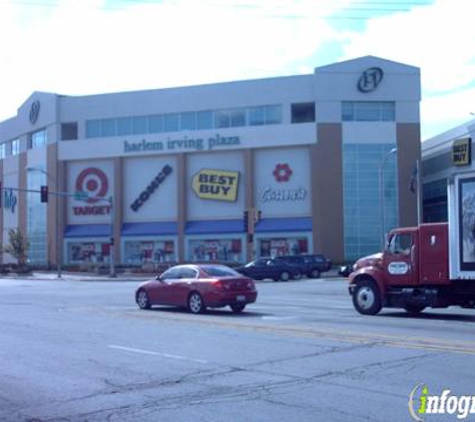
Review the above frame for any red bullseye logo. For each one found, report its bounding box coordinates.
[273,163,292,183]
[76,167,108,204]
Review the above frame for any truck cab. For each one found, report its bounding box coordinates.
[348,223,475,315]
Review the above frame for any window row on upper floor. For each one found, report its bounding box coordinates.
[85,104,285,139]
[342,101,395,122]
[0,129,47,158]
[0,101,397,149]
[83,101,394,140]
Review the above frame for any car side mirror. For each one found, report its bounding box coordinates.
[156,274,162,281]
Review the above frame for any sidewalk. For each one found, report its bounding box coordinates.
[0,271,153,282]
[1,267,343,282]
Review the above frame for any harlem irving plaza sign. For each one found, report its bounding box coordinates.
[124,134,240,153]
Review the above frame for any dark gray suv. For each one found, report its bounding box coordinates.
[273,254,331,279]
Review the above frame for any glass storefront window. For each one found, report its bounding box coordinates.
[230,109,246,127]
[189,238,243,263]
[196,111,213,129]
[124,240,176,265]
[11,139,20,155]
[258,237,308,258]
[341,101,395,122]
[132,116,148,134]
[265,105,282,124]
[180,112,196,131]
[68,242,110,264]
[118,117,132,135]
[249,106,265,126]
[342,143,398,261]
[29,130,47,149]
[164,113,179,132]
[148,115,163,133]
[27,170,47,264]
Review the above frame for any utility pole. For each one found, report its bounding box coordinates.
[109,196,116,278]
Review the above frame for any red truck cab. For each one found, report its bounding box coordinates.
[348,223,475,315]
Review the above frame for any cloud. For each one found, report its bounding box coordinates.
[339,0,475,139]
[0,0,343,121]
[1,0,473,142]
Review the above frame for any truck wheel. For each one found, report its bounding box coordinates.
[404,305,425,314]
[352,280,382,315]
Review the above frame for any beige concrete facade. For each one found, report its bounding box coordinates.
[0,55,421,266]
[397,123,421,227]
[313,124,344,262]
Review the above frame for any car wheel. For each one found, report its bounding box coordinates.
[293,271,302,280]
[310,269,321,279]
[352,280,382,315]
[230,303,246,313]
[188,292,205,314]
[404,305,425,314]
[280,271,290,282]
[136,289,151,310]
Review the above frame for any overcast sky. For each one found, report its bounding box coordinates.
[0,0,474,141]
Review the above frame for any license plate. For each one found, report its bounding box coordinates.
[236,295,246,301]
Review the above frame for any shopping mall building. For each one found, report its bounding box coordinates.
[422,120,475,223]
[0,55,421,267]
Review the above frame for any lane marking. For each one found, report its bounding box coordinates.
[262,316,300,321]
[109,345,208,364]
[121,312,475,356]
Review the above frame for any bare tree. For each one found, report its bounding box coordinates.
[3,228,30,270]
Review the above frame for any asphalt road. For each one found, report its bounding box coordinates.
[1,276,474,422]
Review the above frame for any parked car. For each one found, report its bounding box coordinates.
[273,254,332,278]
[338,264,353,278]
[135,264,257,314]
[235,257,302,281]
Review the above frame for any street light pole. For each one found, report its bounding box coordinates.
[25,167,61,278]
[379,147,397,249]
[109,195,116,278]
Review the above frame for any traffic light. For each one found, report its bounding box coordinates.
[254,209,262,223]
[40,185,49,203]
[243,210,249,232]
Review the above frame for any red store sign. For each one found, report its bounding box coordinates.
[73,167,111,216]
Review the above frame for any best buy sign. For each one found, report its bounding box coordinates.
[192,169,239,202]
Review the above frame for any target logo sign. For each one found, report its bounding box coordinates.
[75,167,109,204]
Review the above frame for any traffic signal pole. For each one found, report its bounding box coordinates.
[244,208,261,261]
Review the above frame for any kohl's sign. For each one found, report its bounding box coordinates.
[4,189,17,213]
[130,164,172,212]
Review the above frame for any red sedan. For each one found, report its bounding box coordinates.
[135,264,258,314]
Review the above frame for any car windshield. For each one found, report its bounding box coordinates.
[202,265,240,277]
[245,259,267,267]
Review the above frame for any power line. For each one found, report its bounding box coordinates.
[3,0,435,16]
